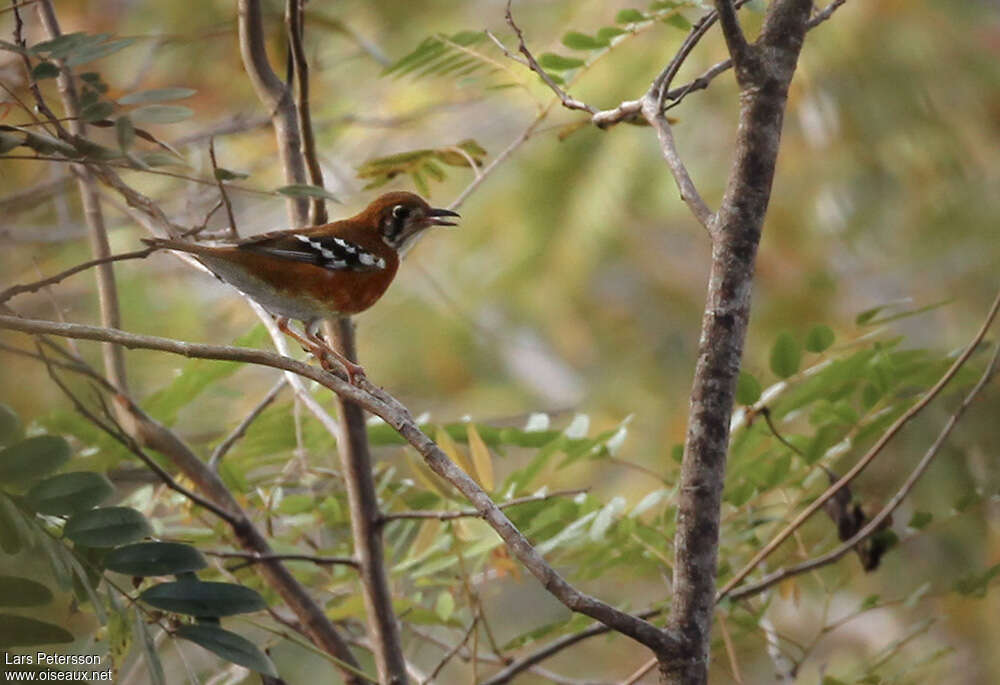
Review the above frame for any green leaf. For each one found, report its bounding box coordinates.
[105,541,207,576]
[21,129,78,156]
[769,332,801,378]
[65,38,135,66]
[175,624,278,677]
[434,591,455,621]
[0,435,71,484]
[25,471,114,515]
[0,576,53,607]
[29,32,93,58]
[803,424,845,464]
[31,61,60,80]
[0,497,25,554]
[145,327,265,424]
[118,88,196,105]
[0,404,23,446]
[115,116,135,153]
[64,506,152,547]
[616,8,646,23]
[561,31,608,50]
[805,324,835,353]
[0,614,73,647]
[663,14,692,30]
[537,53,585,70]
[140,580,267,617]
[953,563,1000,598]
[129,104,193,124]
[214,167,249,181]
[860,594,881,610]
[596,27,627,41]
[275,183,339,202]
[735,371,762,405]
[908,511,933,530]
[80,100,114,122]
[0,131,23,154]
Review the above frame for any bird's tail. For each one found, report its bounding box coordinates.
[141,237,210,255]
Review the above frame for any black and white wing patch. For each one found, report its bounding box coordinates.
[239,233,386,272]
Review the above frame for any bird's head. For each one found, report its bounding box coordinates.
[362,191,460,253]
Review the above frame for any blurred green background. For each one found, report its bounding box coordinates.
[2,0,999,682]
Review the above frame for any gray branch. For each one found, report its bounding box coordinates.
[35,0,128,391]
[0,313,681,657]
[661,0,813,682]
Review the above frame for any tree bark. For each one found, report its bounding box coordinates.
[662,1,813,682]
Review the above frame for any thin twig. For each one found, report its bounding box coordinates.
[204,549,359,568]
[209,378,287,469]
[619,657,656,685]
[503,0,595,114]
[34,0,129,390]
[729,339,1000,601]
[0,248,156,304]
[286,0,328,226]
[718,287,1000,601]
[380,488,587,523]
[712,0,753,77]
[0,312,677,654]
[718,612,744,684]
[640,100,714,231]
[448,117,541,211]
[423,616,479,685]
[479,607,664,685]
[208,137,239,238]
[35,344,239,524]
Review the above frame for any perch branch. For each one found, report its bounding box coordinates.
[0,313,678,655]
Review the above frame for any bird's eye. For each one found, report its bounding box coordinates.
[392,205,410,220]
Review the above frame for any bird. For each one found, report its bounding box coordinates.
[143,191,460,383]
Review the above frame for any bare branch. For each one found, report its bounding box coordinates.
[324,317,410,685]
[0,312,677,654]
[449,117,541,211]
[728,337,1000,602]
[423,615,479,685]
[380,488,588,523]
[208,137,239,239]
[718,287,1000,601]
[286,0,327,226]
[712,0,752,78]
[237,5,394,677]
[237,0,309,227]
[663,0,813,681]
[0,248,156,304]
[640,98,714,231]
[34,0,128,390]
[503,0,596,114]
[209,377,287,469]
[479,607,664,685]
[204,549,359,569]
[621,658,657,685]
[36,344,239,525]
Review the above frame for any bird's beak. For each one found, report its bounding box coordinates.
[426,207,461,227]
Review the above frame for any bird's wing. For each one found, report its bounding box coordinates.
[237,231,387,272]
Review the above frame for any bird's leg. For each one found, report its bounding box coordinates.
[305,320,367,385]
[275,317,343,376]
